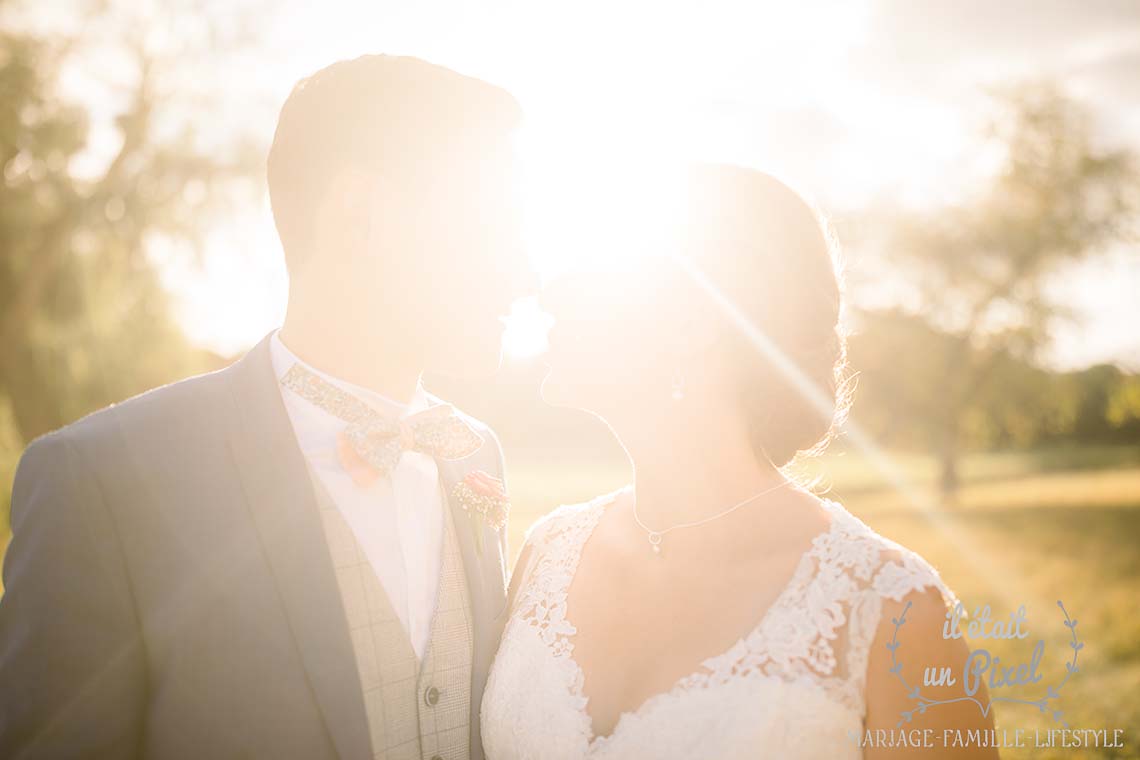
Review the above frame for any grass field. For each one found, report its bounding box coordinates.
[503,443,1140,760]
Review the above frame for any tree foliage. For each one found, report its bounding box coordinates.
[0,2,265,541]
[851,86,1138,498]
[0,4,262,447]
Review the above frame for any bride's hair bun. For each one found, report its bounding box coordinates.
[685,164,853,468]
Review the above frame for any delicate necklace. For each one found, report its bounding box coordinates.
[632,479,794,556]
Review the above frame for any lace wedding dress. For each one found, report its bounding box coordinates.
[480,490,956,759]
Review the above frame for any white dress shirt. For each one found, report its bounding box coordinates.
[270,331,443,659]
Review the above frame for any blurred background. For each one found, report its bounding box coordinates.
[1,0,1138,756]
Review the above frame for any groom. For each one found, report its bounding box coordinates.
[0,55,530,760]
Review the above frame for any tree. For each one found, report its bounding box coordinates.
[854,86,1138,501]
[0,1,266,546]
[0,2,263,446]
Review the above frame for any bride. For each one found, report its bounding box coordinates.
[481,164,997,759]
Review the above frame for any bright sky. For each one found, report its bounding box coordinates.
[45,0,1140,369]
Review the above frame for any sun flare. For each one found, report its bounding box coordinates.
[502,119,691,359]
[514,118,689,283]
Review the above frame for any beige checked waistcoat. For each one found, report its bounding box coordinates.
[310,471,474,760]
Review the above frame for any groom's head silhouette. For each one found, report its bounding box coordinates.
[268,54,529,394]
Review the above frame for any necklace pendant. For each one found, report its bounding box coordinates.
[648,531,663,556]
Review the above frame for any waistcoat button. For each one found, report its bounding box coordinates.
[424,686,440,706]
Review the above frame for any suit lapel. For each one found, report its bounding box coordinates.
[436,459,490,613]
[424,396,508,628]
[223,335,371,760]
[433,445,508,760]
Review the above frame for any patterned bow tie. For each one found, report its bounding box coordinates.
[280,363,484,484]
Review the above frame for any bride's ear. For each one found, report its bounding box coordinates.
[666,276,723,356]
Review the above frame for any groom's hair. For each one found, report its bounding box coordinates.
[267,54,521,274]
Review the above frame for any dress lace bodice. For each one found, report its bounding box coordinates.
[480,491,956,760]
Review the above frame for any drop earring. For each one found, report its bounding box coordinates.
[671,370,685,401]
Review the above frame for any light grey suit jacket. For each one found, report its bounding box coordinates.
[0,334,510,760]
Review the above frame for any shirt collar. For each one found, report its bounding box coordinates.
[270,329,429,418]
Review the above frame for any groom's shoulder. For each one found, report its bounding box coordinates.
[33,364,236,463]
[11,364,241,529]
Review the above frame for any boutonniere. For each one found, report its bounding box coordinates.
[453,470,510,555]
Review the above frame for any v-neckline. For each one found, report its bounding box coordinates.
[557,492,841,751]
